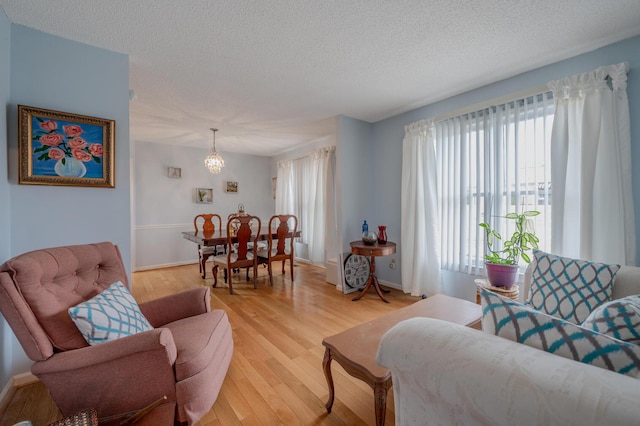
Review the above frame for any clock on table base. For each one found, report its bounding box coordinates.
[343,253,370,294]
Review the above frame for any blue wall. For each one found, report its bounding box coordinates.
[134,141,274,270]
[1,24,130,387]
[336,115,374,252]
[0,7,12,389]
[8,25,131,262]
[369,34,640,289]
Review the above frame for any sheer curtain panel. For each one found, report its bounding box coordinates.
[276,160,295,217]
[276,147,337,266]
[401,120,442,296]
[307,147,336,264]
[277,158,308,242]
[434,92,554,275]
[548,62,635,265]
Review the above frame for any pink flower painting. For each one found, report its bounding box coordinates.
[32,116,104,178]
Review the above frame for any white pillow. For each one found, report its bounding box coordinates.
[68,281,153,345]
[528,250,620,324]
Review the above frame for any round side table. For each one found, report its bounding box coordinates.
[349,240,396,303]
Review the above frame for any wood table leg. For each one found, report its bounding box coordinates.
[322,347,335,413]
[372,276,390,303]
[352,275,374,301]
[352,256,389,303]
[374,383,388,426]
[201,253,211,279]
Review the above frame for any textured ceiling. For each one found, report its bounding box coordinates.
[2,1,640,156]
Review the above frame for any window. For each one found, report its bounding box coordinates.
[434,91,554,274]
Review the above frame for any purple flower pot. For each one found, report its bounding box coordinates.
[485,262,519,289]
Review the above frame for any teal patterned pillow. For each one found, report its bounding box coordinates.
[582,295,640,344]
[68,281,153,345]
[481,287,640,377]
[528,250,620,324]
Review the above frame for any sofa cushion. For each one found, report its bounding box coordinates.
[528,250,620,324]
[480,287,640,377]
[68,281,153,345]
[164,309,232,381]
[582,295,640,344]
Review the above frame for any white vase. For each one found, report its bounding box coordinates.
[54,157,86,177]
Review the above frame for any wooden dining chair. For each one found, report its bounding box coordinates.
[226,213,266,253]
[211,214,261,294]
[257,214,298,285]
[194,213,222,278]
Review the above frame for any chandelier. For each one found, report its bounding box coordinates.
[204,128,225,174]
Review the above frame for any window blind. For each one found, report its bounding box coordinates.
[434,91,554,274]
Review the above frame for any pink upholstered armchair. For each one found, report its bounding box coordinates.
[0,242,233,425]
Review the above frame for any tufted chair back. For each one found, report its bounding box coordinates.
[0,242,127,359]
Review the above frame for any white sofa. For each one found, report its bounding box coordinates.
[376,266,640,425]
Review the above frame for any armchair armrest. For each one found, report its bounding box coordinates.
[376,318,640,426]
[32,328,178,418]
[139,287,210,327]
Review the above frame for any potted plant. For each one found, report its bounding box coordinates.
[479,210,540,289]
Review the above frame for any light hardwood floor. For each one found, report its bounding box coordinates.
[0,261,418,426]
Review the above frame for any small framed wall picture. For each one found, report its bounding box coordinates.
[168,166,181,178]
[225,181,238,193]
[195,188,213,203]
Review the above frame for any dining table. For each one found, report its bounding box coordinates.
[182,228,301,278]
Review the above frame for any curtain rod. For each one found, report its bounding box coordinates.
[432,83,551,123]
[278,146,336,165]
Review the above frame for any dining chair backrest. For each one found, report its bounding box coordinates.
[226,214,261,261]
[268,214,298,256]
[194,213,223,278]
[194,213,222,236]
[257,214,298,285]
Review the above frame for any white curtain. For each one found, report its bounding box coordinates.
[276,158,308,239]
[276,160,295,216]
[276,147,336,266]
[307,147,336,264]
[548,62,635,265]
[401,120,442,296]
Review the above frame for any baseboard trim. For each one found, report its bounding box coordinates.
[378,279,402,291]
[134,260,197,272]
[0,372,38,414]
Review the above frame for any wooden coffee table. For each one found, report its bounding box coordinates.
[322,294,482,425]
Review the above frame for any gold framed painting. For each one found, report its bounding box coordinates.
[18,105,116,187]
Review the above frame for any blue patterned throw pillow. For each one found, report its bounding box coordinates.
[582,295,640,344]
[68,281,153,345]
[481,287,640,377]
[528,250,620,324]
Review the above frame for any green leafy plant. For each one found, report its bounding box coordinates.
[479,210,540,265]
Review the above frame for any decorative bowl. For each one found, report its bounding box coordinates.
[362,231,378,245]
